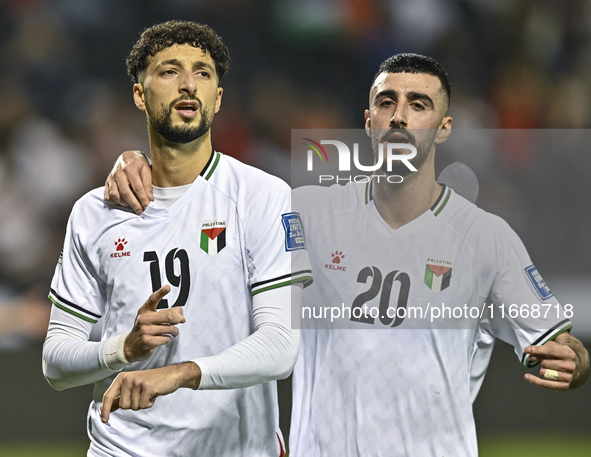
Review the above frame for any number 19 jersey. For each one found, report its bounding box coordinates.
[49,151,312,457]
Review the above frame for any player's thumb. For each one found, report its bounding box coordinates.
[141,285,171,312]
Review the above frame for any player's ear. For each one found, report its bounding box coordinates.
[214,87,223,114]
[364,110,371,137]
[133,84,146,111]
[435,116,452,144]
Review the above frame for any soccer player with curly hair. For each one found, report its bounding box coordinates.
[43,20,312,457]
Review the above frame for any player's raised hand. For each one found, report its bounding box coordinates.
[523,339,577,391]
[124,285,186,363]
[100,362,201,423]
[105,150,153,215]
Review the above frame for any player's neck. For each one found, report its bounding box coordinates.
[149,130,213,187]
[371,163,441,230]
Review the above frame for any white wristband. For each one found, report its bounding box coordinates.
[104,332,130,370]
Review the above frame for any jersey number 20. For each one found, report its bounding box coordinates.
[351,267,410,327]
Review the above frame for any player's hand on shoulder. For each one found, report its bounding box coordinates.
[124,285,186,363]
[104,150,153,215]
[100,362,201,423]
[524,332,589,391]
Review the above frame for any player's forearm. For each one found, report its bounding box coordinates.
[43,335,118,390]
[193,324,299,390]
[175,361,202,389]
[556,332,590,389]
[193,285,301,390]
[42,306,124,390]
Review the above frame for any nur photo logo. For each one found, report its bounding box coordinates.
[301,137,418,184]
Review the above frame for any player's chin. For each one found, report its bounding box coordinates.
[380,165,414,179]
[174,111,199,123]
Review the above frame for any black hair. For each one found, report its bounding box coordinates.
[373,53,450,106]
[127,20,230,85]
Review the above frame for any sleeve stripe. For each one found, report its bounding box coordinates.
[251,270,312,289]
[530,318,571,347]
[251,270,313,296]
[50,299,98,323]
[48,288,101,322]
[521,319,573,367]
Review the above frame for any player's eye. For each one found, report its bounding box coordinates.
[379,100,394,107]
[411,102,425,110]
[196,71,210,78]
[161,69,176,76]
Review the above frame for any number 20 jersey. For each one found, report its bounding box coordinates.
[290,182,572,457]
[49,151,312,457]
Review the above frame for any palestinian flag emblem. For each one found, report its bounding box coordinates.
[200,220,226,257]
[424,257,452,294]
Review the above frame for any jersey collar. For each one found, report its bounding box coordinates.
[364,179,450,217]
[200,149,221,181]
[430,185,451,216]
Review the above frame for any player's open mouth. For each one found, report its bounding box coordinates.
[174,101,199,118]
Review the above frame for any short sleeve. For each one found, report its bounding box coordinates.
[477,215,573,367]
[49,199,106,323]
[245,180,313,296]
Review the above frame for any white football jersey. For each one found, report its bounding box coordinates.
[49,151,312,457]
[290,181,572,457]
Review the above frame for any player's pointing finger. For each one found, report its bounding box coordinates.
[101,374,123,423]
[141,285,171,312]
[525,344,555,359]
[525,342,575,361]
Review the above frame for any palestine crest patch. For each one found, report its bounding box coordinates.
[200,220,226,257]
[424,257,453,294]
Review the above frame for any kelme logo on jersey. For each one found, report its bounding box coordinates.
[325,251,346,271]
[424,257,452,294]
[200,221,226,257]
[111,238,131,258]
[282,212,306,251]
[525,264,553,300]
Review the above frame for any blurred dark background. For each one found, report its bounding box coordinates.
[0,0,589,452]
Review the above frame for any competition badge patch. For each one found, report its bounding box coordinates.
[282,212,306,252]
[525,264,553,300]
[424,257,453,294]
[201,220,226,257]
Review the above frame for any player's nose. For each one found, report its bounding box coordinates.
[390,105,407,128]
[178,70,197,95]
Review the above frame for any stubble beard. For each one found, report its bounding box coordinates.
[371,127,436,177]
[147,96,213,145]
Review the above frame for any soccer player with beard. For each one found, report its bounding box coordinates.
[43,21,312,457]
[102,53,589,456]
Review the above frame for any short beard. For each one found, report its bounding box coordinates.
[148,96,213,145]
[370,127,436,177]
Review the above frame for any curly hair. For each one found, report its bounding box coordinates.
[127,20,230,85]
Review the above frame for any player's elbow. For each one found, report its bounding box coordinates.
[44,376,69,391]
[42,341,72,391]
[271,328,300,380]
[42,360,69,391]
